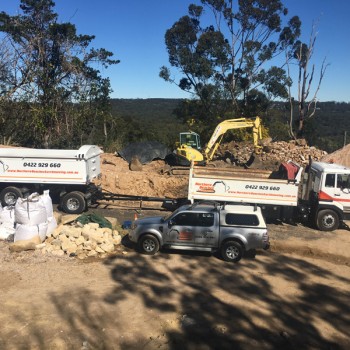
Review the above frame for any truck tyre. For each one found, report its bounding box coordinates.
[0,186,23,206]
[138,234,159,255]
[60,191,86,214]
[316,209,339,231]
[221,241,243,262]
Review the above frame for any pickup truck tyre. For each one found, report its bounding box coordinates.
[60,191,86,214]
[138,234,159,255]
[316,209,339,231]
[221,241,243,262]
[0,186,23,206]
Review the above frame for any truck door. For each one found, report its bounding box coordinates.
[321,173,350,213]
[335,174,350,214]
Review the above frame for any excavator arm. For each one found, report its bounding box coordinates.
[204,116,262,161]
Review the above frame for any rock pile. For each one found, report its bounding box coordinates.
[40,215,122,259]
[218,139,328,168]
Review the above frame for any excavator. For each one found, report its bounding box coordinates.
[171,116,262,167]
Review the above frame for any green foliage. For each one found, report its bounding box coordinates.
[160,0,301,121]
[0,0,119,147]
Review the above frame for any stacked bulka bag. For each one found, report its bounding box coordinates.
[0,204,16,240]
[14,191,57,244]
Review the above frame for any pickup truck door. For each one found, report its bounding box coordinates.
[164,211,195,245]
[164,211,218,247]
[192,212,218,247]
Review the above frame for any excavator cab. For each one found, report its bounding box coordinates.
[178,131,201,150]
[172,131,204,166]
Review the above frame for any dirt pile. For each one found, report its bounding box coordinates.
[100,153,188,199]
[321,143,350,167]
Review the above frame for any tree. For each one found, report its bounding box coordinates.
[0,0,119,147]
[160,0,301,131]
[293,23,328,137]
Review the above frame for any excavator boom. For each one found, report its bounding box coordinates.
[204,116,262,161]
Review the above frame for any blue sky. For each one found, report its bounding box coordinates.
[1,0,349,102]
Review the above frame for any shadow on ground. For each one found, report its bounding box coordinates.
[1,250,349,349]
[101,252,350,349]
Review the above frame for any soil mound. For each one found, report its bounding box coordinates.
[321,144,350,167]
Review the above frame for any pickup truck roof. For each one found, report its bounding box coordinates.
[184,202,262,215]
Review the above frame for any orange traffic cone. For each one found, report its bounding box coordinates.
[134,213,138,221]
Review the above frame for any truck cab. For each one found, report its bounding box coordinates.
[129,203,269,262]
[305,162,350,230]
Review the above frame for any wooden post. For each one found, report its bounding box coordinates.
[344,131,347,147]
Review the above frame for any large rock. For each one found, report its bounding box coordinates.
[129,156,143,171]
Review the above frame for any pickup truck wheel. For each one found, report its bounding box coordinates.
[138,234,159,255]
[60,191,86,214]
[316,209,339,231]
[221,241,243,262]
[0,186,23,206]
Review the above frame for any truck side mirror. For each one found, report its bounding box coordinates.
[168,220,174,227]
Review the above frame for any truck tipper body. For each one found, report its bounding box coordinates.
[188,160,350,231]
[0,145,102,213]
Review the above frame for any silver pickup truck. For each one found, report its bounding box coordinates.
[129,202,269,262]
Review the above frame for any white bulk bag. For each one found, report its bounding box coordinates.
[14,222,48,243]
[15,193,47,225]
[0,222,15,240]
[0,206,15,226]
[41,190,54,220]
[47,216,57,235]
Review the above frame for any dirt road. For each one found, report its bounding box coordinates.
[0,209,350,350]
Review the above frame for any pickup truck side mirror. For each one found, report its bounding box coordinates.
[168,220,174,227]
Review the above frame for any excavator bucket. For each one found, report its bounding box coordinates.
[244,152,256,168]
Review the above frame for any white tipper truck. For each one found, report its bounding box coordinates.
[188,160,350,231]
[0,145,102,214]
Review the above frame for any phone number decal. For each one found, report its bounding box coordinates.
[23,162,62,168]
[245,185,280,191]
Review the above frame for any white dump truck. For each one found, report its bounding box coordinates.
[188,160,350,231]
[0,145,102,214]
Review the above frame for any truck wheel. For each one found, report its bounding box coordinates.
[221,241,243,262]
[316,209,339,231]
[60,191,86,214]
[0,186,23,206]
[138,234,159,255]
